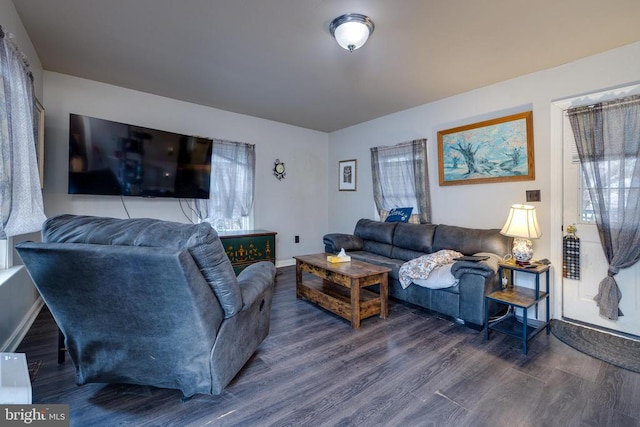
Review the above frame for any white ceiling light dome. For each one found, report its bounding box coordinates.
[329,13,375,52]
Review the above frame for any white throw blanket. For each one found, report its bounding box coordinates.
[399,250,463,289]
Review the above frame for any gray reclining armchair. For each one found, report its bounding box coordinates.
[16,214,276,397]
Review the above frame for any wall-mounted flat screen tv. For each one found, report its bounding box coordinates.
[69,114,212,199]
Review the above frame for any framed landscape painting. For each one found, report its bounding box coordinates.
[437,111,534,186]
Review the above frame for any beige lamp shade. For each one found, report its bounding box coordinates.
[500,204,541,264]
[500,204,541,239]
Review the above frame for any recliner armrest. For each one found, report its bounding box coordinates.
[237,261,277,310]
[323,233,364,253]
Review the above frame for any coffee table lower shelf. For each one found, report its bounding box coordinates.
[297,277,382,324]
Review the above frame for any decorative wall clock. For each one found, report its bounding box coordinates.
[273,159,286,180]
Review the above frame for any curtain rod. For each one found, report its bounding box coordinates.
[567,94,640,114]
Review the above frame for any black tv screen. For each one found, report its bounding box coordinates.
[68,114,212,199]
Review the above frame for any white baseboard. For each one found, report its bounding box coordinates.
[276,259,295,268]
[1,297,43,353]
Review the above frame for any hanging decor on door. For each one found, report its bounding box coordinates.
[563,224,580,280]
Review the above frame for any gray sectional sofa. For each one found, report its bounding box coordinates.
[323,219,512,329]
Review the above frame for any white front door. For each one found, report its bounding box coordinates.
[561,101,640,337]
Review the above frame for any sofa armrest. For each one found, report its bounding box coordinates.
[323,233,364,253]
[450,260,496,279]
[237,261,277,310]
[451,259,502,327]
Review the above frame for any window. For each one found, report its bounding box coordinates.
[579,157,638,225]
[568,113,640,225]
[578,169,595,223]
[0,238,9,269]
[370,139,431,223]
[196,139,255,231]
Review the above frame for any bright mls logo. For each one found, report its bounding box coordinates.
[1,405,69,426]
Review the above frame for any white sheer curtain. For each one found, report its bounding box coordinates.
[0,27,46,239]
[197,139,255,231]
[370,139,431,223]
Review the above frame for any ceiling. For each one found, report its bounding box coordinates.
[12,0,640,132]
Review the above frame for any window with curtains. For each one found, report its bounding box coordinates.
[370,139,431,223]
[196,139,255,231]
[0,27,47,262]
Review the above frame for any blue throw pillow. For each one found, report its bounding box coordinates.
[385,207,413,223]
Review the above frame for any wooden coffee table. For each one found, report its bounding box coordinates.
[294,253,391,328]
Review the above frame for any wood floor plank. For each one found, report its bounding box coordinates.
[390,391,468,427]
[462,368,546,426]
[533,367,599,426]
[591,363,640,420]
[15,265,640,427]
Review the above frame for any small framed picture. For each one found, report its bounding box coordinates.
[338,159,357,191]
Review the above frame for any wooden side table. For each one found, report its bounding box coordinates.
[484,261,551,354]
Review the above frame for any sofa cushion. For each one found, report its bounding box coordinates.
[362,240,394,258]
[398,249,462,288]
[432,224,512,256]
[42,214,243,318]
[390,246,430,262]
[354,218,397,245]
[412,263,459,289]
[348,251,404,281]
[392,222,436,253]
[353,219,398,257]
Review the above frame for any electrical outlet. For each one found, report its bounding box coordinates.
[526,190,541,202]
[295,235,300,243]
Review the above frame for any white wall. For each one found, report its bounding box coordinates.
[42,72,329,265]
[328,41,640,320]
[0,0,44,352]
[0,268,43,351]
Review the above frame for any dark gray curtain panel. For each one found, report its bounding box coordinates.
[567,95,640,320]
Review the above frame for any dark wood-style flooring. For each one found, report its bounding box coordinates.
[16,266,640,426]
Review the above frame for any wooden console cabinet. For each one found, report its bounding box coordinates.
[218,230,277,275]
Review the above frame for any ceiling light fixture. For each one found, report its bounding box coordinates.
[329,13,375,53]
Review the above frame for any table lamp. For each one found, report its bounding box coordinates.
[500,204,542,265]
